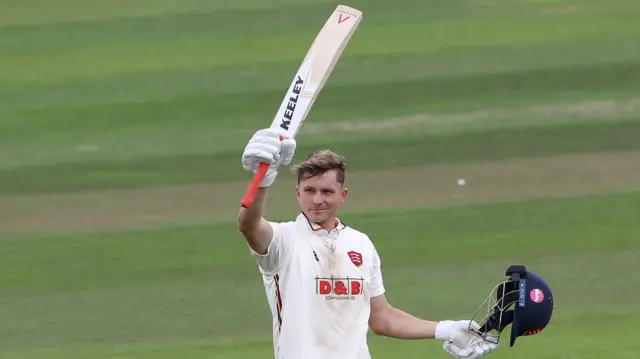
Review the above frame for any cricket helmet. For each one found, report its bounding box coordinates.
[468,265,554,347]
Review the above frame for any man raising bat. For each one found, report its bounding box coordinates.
[237,128,501,359]
[236,4,504,359]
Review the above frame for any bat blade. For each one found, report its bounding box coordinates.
[241,5,363,208]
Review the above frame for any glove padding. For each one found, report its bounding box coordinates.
[436,320,499,359]
[242,128,296,187]
[443,340,499,359]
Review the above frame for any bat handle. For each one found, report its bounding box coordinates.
[240,162,270,208]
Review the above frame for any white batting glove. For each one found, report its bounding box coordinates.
[436,320,499,359]
[242,128,296,187]
[443,340,499,359]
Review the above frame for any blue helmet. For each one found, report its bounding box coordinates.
[469,265,555,347]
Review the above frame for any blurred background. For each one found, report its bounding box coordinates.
[1,0,639,358]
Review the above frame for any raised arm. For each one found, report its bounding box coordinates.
[238,187,273,255]
[237,128,296,255]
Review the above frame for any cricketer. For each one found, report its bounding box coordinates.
[236,128,502,359]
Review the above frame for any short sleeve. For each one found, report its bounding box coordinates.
[248,221,291,276]
[369,246,385,297]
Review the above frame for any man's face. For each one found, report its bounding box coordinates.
[296,169,347,225]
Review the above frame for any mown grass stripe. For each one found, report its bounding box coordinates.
[3,9,638,84]
[0,120,638,196]
[2,59,640,170]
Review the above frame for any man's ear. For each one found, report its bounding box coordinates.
[341,187,348,203]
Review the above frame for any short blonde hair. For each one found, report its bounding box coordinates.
[291,149,346,185]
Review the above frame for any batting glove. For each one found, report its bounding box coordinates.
[436,320,499,359]
[242,129,296,187]
[443,340,499,359]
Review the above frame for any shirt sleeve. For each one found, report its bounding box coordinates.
[248,221,291,276]
[369,246,386,297]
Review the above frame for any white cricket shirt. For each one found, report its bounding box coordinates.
[249,213,386,359]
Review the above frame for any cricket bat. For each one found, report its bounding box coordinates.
[240,4,364,208]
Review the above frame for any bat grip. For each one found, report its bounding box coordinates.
[240,162,270,208]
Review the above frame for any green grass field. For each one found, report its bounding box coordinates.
[2,0,640,358]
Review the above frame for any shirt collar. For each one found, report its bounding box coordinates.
[296,212,347,235]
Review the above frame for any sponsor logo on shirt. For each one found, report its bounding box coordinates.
[315,276,364,300]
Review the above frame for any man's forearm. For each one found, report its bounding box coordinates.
[238,187,268,233]
[374,307,439,340]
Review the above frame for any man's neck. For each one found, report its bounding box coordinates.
[318,218,339,232]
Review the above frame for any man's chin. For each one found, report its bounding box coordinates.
[306,210,329,222]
